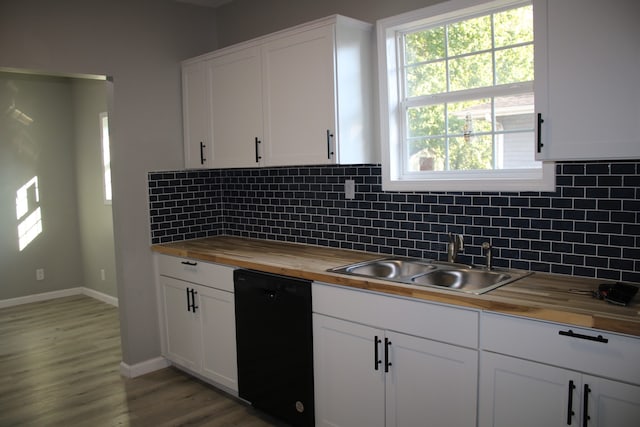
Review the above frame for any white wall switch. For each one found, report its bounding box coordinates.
[345,179,355,199]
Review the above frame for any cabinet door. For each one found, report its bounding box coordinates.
[159,276,201,371]
[479,352,580,427]
[209,47,264,168]
[197,285,238,392]
[386,331,477,427]
[584,375,640,427]
[313,314,385,427]
[182,60,212,169]
[263,25,337,166]
[535,0,640,160]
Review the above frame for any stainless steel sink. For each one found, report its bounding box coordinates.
[329,257,531,294]
[343,258,436,279]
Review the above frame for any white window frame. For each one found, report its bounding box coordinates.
[99,112,112,204]
[377,0,554,192]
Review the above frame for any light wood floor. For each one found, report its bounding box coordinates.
[0,295,286,427]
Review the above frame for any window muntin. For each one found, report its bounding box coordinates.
[378,0,553,191]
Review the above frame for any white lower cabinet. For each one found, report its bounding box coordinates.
[313,314,385,427]
[156,255,238,393]
[385,330,477,427]
[161,276,201,371]
[480,352,640,427]
[195,283,237,389]
[585,375,640,427]
[313,282,478,427]
[479,312,640,427]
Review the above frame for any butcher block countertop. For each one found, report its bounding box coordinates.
[152,236,640,338]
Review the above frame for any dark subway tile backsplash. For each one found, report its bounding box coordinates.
[149,161,640,283]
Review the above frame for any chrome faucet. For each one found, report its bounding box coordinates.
[482,241,492,270]
[447,233,464,263]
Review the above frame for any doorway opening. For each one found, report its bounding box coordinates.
[0,68,117,304]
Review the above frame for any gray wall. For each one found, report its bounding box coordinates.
[0,0,218,366]
[0,73,84,299]
[215,0,442,47]
[73,79,117,298]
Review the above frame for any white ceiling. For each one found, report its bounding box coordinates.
[176,0,234,8]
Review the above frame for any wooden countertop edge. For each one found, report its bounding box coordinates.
[151,239,640,338]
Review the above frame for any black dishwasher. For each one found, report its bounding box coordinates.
[234,269,314,427]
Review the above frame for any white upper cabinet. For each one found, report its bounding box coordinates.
[535,0,640,160]
[209,46,263,169]
[262,25,337,166]
[182,60,213,169]
[181,15,376,169]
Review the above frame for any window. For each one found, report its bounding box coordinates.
[100,112,112,203]
[377,0,554,191]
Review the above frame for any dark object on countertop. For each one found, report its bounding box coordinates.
[598,282,638,306]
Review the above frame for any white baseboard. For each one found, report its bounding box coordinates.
[82,287,118,307]
[120,357,171,378]
[0,287,118,309]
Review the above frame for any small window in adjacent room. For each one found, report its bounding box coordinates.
[100,112,112,203]
[377,0,554,191]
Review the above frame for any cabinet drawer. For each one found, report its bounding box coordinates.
[313,282,478,348]
[481,312,640,385]
[157,254,234,292]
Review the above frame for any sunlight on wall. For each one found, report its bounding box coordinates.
[16,176,43,251]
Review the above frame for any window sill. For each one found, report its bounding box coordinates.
[382,162,556,192]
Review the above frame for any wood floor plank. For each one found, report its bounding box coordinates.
[0,295,287,427]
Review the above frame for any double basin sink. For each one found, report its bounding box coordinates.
[329,257,532,295]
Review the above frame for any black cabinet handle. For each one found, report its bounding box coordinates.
[384,337,392,373]
[191,289,198,313]
[326,130,334,159]
[567,380,576,425]
[186,287,192,312]
[181,261,197,266]
[255,137,262,163]
[559,329,608,344]
[199,141,206,165]
[582,384,591,427]
[374,336,382,371]
[536,113,544,153]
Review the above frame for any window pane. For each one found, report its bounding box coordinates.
[498,131,540,169]
[449,135,493,171]
[407,138,446,172]
[494,5,533,48]
[406,61,446,97]
[405,27,445,64]
[447,15,492,56]
[448,98,493,135]
[449,52,492,91]
[494,93,534,131]
[407,105,445,138]
[495,45,534,85]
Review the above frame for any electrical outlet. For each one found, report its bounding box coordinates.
[36,268,44,281]
[101,269,106,281]
[345,179,355,199]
